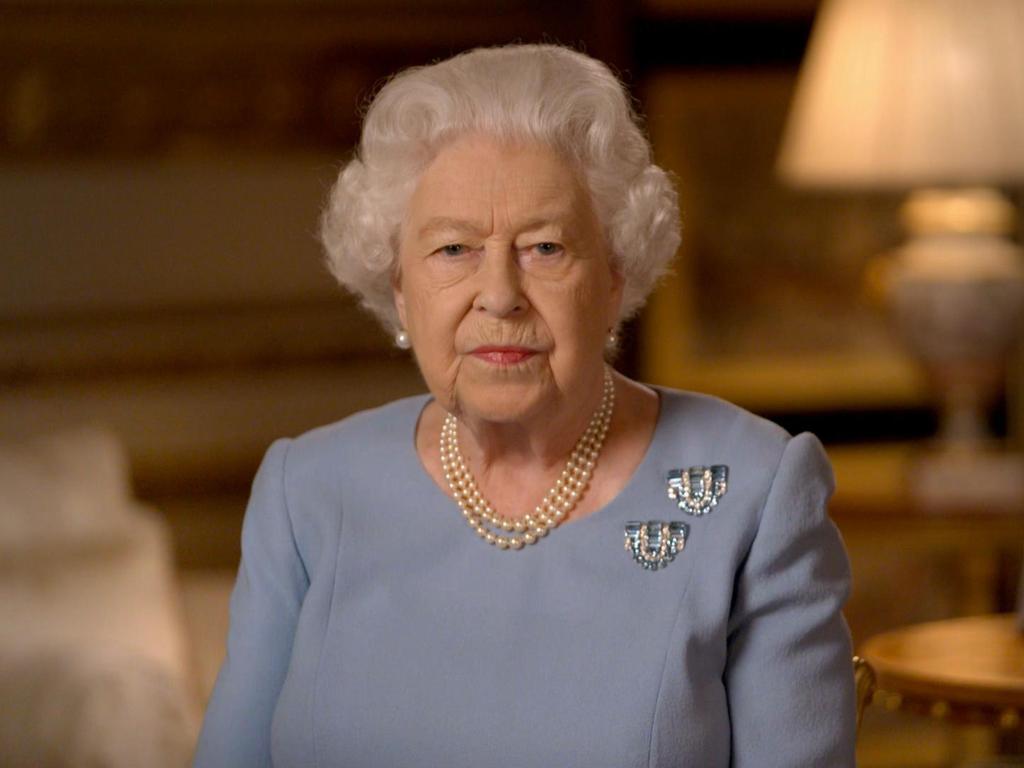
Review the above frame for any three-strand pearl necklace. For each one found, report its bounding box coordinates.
[439,367,615,550]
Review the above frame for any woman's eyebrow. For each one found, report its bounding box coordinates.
[417,217,487,238]
[515,216,569,233]
[417,210,574,239]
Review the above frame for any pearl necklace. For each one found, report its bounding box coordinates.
[439,368,615,550]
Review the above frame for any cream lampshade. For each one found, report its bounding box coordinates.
[779,0,1024,508]
[779,0,1024,188]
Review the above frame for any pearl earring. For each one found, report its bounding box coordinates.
[395,329,411,350]
[606,329,619,350]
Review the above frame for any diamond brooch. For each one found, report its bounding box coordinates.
[666,465,728,517]
[624,521,689,571]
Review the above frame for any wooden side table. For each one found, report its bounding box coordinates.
[860,614,1024,730]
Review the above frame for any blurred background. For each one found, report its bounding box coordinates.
[1,0,1022,765]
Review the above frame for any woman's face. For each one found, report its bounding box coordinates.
[394,133,623,426]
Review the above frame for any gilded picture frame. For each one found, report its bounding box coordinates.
[640,69,929,414]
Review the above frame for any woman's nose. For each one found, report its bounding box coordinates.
[473,246,527,317]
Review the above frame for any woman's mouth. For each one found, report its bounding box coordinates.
[470,346,538,365]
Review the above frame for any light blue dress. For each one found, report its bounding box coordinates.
[193,387,856,767]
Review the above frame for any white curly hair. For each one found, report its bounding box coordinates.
[319,44,681,334]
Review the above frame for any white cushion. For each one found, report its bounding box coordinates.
[0,425,133,557]
[0,425,199,764]
[0,507,193,683]
[0,641,196,768]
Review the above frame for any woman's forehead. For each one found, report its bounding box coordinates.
[405,135,592,233]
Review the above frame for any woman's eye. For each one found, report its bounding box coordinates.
[439,244,466,256]
[533,242,563,256]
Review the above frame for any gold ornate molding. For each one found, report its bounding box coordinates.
[0,2,591,158]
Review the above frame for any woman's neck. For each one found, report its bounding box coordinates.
[455,374,609,475]
[416,373,660,523]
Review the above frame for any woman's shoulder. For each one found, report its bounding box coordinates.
[650,385,835,508]
[279,393,431,477]
[652,384,791,452]
[295,392,430,440]
[647,383,834,493]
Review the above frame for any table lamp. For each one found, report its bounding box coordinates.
[778,0,1024,508]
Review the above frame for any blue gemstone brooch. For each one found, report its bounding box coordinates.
[624,521,689,571]
[666,465,728,516]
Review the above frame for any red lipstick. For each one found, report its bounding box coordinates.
[470,346,538,365]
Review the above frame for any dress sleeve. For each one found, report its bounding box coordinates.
[724,432,856,767]
[192,438,309,768]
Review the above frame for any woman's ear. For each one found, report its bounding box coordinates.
[606,259,625,327]
[392,267,408,329]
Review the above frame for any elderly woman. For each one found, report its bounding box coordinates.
[193,45,855,767]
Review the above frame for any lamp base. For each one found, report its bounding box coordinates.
[909,444,1024,512]
[888,187,1024,448]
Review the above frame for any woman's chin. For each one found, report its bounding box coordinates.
[453,377,553,426]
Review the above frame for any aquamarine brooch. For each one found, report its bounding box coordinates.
[667,465,728,516]
[624,521,689,571]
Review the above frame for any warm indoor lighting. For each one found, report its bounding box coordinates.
[779,0,1024,188]
[779,0,1024,508]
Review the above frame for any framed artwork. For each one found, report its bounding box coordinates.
[640,69,929,413]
